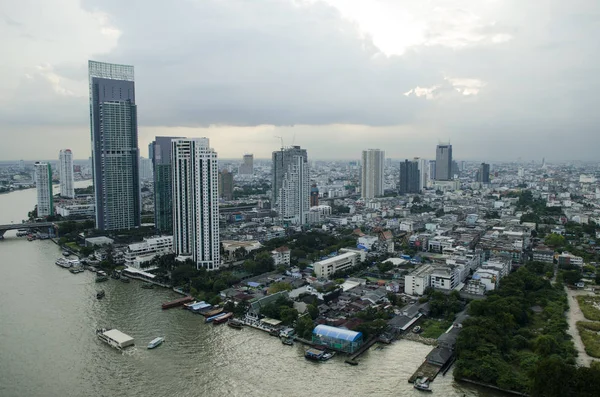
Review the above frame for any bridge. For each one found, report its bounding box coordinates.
[0,222,57,238]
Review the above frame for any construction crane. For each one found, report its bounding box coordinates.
[275,136,284,149]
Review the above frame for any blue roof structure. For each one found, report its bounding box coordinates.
[313,325,362,342]
[247,281,261,288]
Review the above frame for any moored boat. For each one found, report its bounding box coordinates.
[212,312,233,325]
[305,348,325,361]
[200,307,223,317]
[227,319,244,329]
[62,251,71,257]
[147,336,165,349]
[97,290,105,299]
[281,337,294,345]
[414,377,432,392]
[161,296,194,310]
[413,326,422,334]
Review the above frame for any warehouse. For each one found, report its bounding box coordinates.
[311,324,363,353]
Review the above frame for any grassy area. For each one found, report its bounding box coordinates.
[576,321,600,358]
[576,296,600,321]
[66,242,80,252]
[420,319,453,339]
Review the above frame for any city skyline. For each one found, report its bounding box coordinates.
[2,1,599,162]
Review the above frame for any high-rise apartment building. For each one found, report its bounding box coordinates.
[239,154,254,175]
[58,149,75,198]
[361,149,384,199]
[172,138,220,270]
[218,169,234,200]
[34,162,53,217]
[399,159,420,194]
[310,184,319,207]
[150,136,182,234]
[429,160,436,181]
[476,163,490,183]
[139,157,153,181]
[272,146,309,225]
[435,143,453,181]
[88,60,140,231]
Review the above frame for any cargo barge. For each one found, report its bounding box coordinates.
[161,296,194,310]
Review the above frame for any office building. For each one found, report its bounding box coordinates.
[88,60,140,231]
[172,138,220,270]
[313,252,359,278]
[435,143,453,181]
[218,169,234,200]
[361,149,384,199]
[429,160,436,181]
[476,163,490,183]
[399,159,420,194]
[150,136,182,234]
[58,149,75,198]
[239,154,254,175]
[272,146,309,225]
[139,157,153,181]
[310,184,319,207]
[34,162,54,217]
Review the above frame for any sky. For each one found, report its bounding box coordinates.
[1,0,599,161]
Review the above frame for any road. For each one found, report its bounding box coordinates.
[564,287,600,367]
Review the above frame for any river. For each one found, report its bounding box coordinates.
[0,182,501,397]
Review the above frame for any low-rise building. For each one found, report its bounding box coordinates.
[481,257,511,278]
[430,266,460,291]
[558,252,584,267]
[271,246,291,267]
[404,264,434,296]
[124,236,173,268]
[533,246,555,263]
[55,203,95,218]
[313,252,359,278]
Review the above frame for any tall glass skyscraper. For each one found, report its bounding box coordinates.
[435,143,453,181]
[88,60,140,231]
[150,136,182,234]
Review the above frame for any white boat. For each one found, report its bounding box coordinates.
[96,328,135,350]
[147,337,165,349]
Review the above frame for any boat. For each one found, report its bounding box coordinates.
[120,277,130,283]
[321,352,335,361]
[227,319,244,329]
[213,312,233,325]
[413,326,422,334]
[414,377,432,392]
[69,267,84,274]
[95,275,108,283]
[305,348,325,361]
[147,337,165,349]
[141,283,155,289]
[269,329,280,337]
[96,290,105,299]
[200,307,223,317]
[281,337,294,346]
[161,296,194,310]
[96,328,135,350]
[56,258,72,268]
[62,251,71,257]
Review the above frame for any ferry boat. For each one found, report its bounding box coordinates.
[96,328,134,350]
[212,312,233,325]
[305,348,335,361]
[161,296,194,310]
[413,377,432,392]
[147,337,165,349]
[96,290,105,299]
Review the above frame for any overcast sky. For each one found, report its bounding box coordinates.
[1,0,599,161]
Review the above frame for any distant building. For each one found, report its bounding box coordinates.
[429,160,437,181]
[310,184,319,207]
[313,252,359,278]
[239,154,254,175]
[150,136,182,234]
[361,149,384,199]
[399,159,420,194]
[272,146,310,225]
[435,143,453,181]
[34,162,54,217]
[476,163,490,183]
[271,246,291,267]
[58,149,75,198]
[218,169,234,200]
[172,138,220,270]
[139,157,153,181]
[89,60,140,231]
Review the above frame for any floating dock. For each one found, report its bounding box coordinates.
[96,328,135,350]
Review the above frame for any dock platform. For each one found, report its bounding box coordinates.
[344,337,377,365]
[408,361,442,383]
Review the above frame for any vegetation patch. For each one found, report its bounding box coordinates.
[576,296,600,322]
[576,321,600,358]
[419,319,453,339]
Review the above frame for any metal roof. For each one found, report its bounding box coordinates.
[313,325,362,342]
[103,329,134,344]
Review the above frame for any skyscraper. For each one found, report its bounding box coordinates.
[172,138,220,270]
[139,157,153,181]
[239,154,254,175]
[218,169,234,200]
[150,136,182,234]
[476,163,490,183]
[429,160,436,181]
[310,184,319,207]
[272,146,309,225]
[416,158,429,191]
[34,162,53,217]
[361,149,384,199]
[435,143,453,181]
[58,149,75,198]
[399,159,420,194]
[88,60,140,231]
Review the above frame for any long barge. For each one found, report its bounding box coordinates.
[212,312,233,325]
[161,296,194,310]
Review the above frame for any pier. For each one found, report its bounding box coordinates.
[344,336,378,365]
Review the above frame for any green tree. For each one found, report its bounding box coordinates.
[294,315,315,339]
[307,304,319,320]
[545,233,566,248]
[279,306,299,325]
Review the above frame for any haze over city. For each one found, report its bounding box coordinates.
[2,0,599,161]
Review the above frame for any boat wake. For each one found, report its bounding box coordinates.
[122,347,138,356]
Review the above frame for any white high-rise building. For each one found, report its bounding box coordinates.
[361,149,384,199]
[59,149,75,198]
[139,157,153,181]
[416,158,429,191]
[34,162,54,217]
[172,138,220,270]
[272,146,309,225]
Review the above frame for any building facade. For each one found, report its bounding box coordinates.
[272,146,309,225]
[361,149,384,199]
[218,169,234,200]
[271,246,291,267]
[313,252,359,278]
[310,184,319,207]
[125,236,173,268]
[34,162,54,217]
[399,158,420,194]
[59,149,75,198]
[151,136,182,234]
[435,143,453,181]
[476,163,490,183]
[139,157,153,181]
[88,60,140,230]
[239,154,254,175]
[172,138,220,270]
